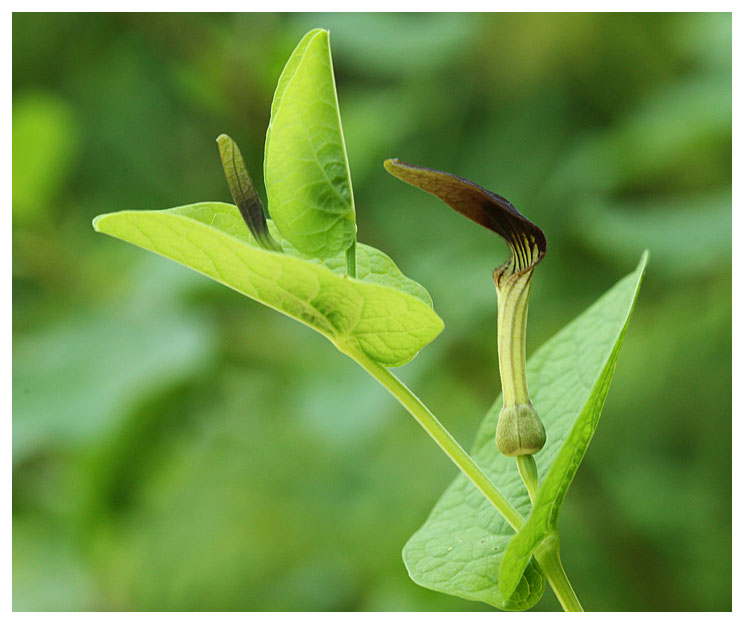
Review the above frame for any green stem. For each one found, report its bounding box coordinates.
[348,347,524,531]
[516,455,539,504]
[532,533,583,612]
[347,347,583,612]
[346,241,357,278]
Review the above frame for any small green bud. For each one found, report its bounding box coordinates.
[496,403,546,457]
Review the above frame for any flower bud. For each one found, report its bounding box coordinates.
[217,134,281,252]
[496,403,546,457]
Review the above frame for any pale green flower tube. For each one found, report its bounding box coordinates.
[493,267,545,457]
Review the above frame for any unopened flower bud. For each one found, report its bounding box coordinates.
[496,403,546,457]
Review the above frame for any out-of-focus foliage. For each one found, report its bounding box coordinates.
[13,13,731,611]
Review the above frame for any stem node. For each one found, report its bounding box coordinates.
[533,532,584,612]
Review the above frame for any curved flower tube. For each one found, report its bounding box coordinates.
[384,158,546,457]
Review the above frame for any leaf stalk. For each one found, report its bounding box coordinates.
[347,345,586,611]
[346,346,525,531]
[346,241,357,278]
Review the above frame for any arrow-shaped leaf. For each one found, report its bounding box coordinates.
[93,202,442,367]
[403,252,647,609]
[498,252,648,600]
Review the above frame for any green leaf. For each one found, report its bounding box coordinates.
[265,221,432,307]
[498,252,647,600]
[402,252,647,609]
[92,203,442,367]
[264,28,356,259]
[321,244,432,306]
[166,201,432,306]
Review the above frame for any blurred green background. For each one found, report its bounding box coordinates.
[12,13,731,611]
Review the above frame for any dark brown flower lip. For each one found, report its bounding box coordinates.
[383,158,546,275]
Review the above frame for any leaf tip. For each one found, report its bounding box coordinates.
[383,157,409,176]
[91,213,108,232]
[305,27,329,45]
[384,158,408,179]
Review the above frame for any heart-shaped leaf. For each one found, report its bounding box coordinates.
[402,252,647,609]
[264,28,356,259]
[93,202,442,367]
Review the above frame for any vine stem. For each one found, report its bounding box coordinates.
[346,346,583,612]
[346,241,357,278]
[348,347,524,531]
[532,534,584,612]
